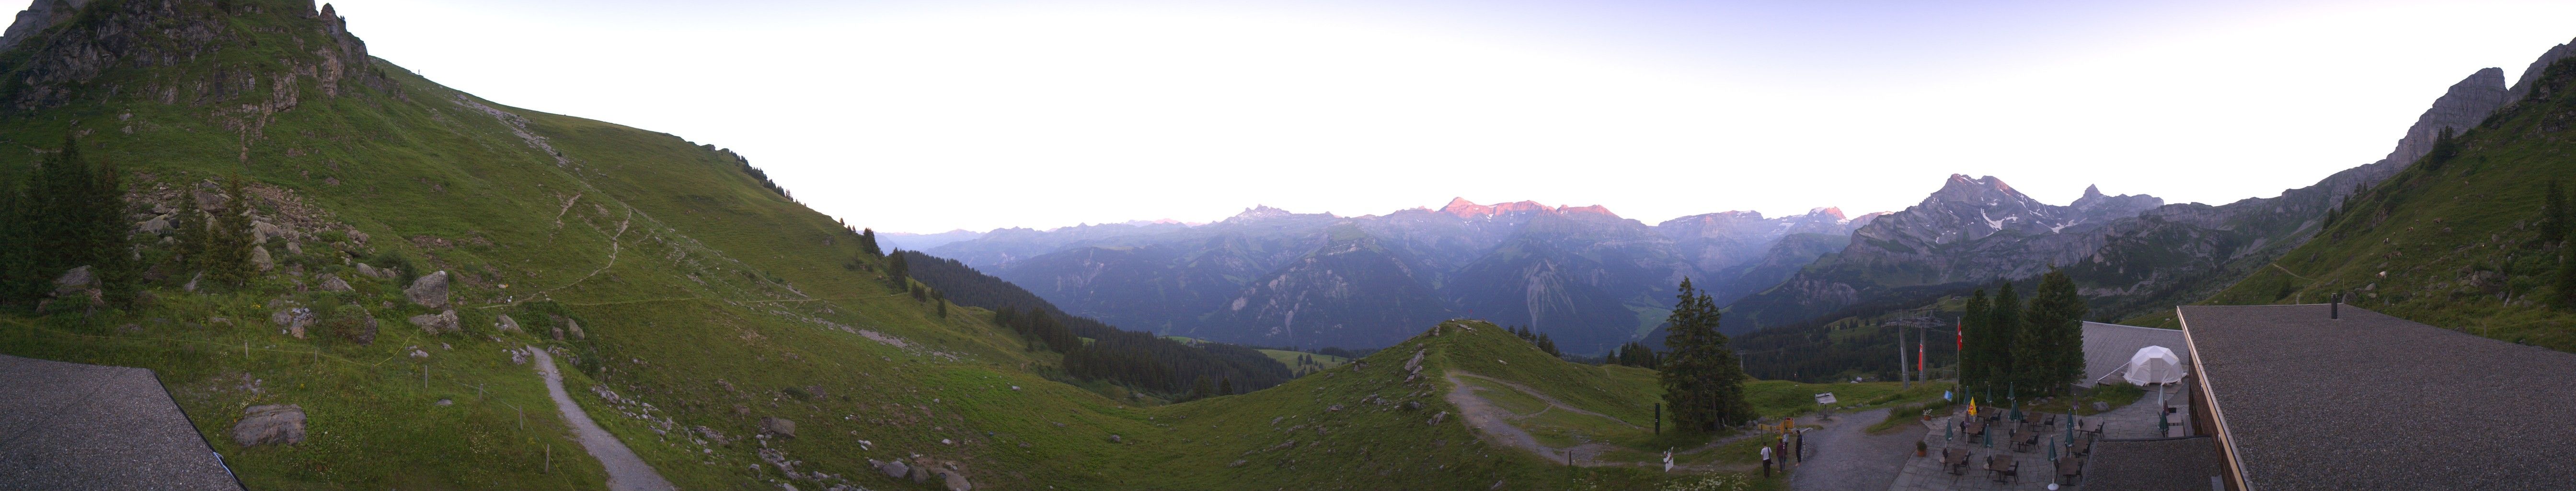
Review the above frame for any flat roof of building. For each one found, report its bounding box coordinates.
[2179,304,2576,491]
[0,354,242,491]
[2081,321,2190,387]
[2085,436,2223,491]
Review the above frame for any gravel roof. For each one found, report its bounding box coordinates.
[2178,304,2576,491]
[0,354,242,491]
[2084,436,2223,491]
[2080,321,2190,387]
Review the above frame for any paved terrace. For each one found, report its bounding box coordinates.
[1888,383,2198,491]
[2179,304,2576,491]
[0,354,242,491]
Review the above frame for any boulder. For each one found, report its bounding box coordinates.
[192,188,227,211]
[941,470,972,491]
[231,404,306,447]
[318,274,353,292]
[134,215,171,235]
[182,271,203,292]
[251,221,285,245]
[908,466,931,483]
[495,314,521,333]
[284,241,303,256]
[404,271,449,307]
[271,306,314,339]
[354,263,385,279]
[51,266,95,294]
[550,327,564,340]
[565,318,585,339]
[407,310,459,335]
[250,246,275,271]
[874,459,910,479]
[759,417,796,438]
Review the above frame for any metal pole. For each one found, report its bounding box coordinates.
[1899,326,1909,389]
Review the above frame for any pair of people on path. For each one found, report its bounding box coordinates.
[1760,435,1789,477]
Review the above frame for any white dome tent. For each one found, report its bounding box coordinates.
[2122,345,2185,386]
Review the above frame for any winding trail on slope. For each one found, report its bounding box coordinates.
[528,347,677,491]
[1442,371,1755,471]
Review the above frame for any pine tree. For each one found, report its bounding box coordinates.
[860,228,883,257]
[2019,269,2087,395]
[202,175,256,288]
[886,249,910,288]
[1218,377,1234,396]
[0,175,38,309]
[1958,289,1991,388]
[171,184,207,269]
[2556,247,2576,309]
[2545,180,2569,243]
[1984,282,2022,393]
[1660,278,1753,432]
[89,158,137,308]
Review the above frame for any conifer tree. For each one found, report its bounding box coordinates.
[0,176,37,309]
[202,175,256,288]
[2020,269,2087,395]
[886,249,910,288]
[1660,278,1753,432]
[171,187,207,268]
[1219,377,1234,396]
[1957,289,1991,388]
[90,158,137,307]
[1984,282,2022,392]
[860,228,882,257]
[2545,180,2569,243]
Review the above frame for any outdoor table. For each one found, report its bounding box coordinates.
[1942,448,1970,475]
[2056,456,2083,485]
[1964,420,1986,439]
[2012,430,2040,452]
[1987,455,2018,483]
[2070,435,2093,456]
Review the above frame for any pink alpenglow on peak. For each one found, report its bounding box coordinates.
[1436,198,1617,219]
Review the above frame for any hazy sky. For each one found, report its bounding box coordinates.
[329,0,2576,233]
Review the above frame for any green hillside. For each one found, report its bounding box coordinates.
[2185,56,2576,351]
[0,1,1792,490]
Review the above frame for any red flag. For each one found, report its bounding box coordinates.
[1918,339,1926,373]
[1955,320,1964,351]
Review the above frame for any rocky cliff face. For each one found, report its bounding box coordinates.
[0,0,87,52]
[2371,68,2507,181]
[0,0,392,113]
[2507,38,2576,104]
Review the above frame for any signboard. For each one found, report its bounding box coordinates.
[1814,392,1838,405]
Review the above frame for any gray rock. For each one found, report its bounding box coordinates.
[2094,401,2110,412]
[434,398,452,406]
[250,246,274,271]
[192,188,227,211]
[759,417,795,438]
[231,404,306,447]
[550,327,564,341]
[941,470,971,491]
[1107,434,1121,443]
[404,271,449,307]
[251,221,284,245]
[319,274,353,292]
[908,465,930,483]
[284,241,303,256]
[565,318,585,339]
[354,263,386,279]
[51,266,94,293]
[407,310,459,335]
[271,306,314,339]
[183,271,203,292]
[874,459,910,479]
[1429,411,1448,426]
[134,215,171,235]
[495,314,521,333]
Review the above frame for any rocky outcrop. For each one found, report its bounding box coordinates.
[758,417,794,438]
[318,274,352,292]
[0,0,89,52]
[404,271,448,307]
[407,310,458,335]
[250,246,274,271]
[2508,38,2576,104]
[494,314,520,333]
[2371,68,2507,178]
[230,404,305,447]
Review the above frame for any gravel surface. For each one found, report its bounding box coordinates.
[0,354,240,491]
[1789,408,1916,491]
[529,347,675,491]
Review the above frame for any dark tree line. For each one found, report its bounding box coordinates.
[0,137,140,311]
[1661,278,1753,432]
[1606,341,1659,368]
[899,250,1291,399]
[1506,325,1560,357]
[716,148,790,200]
[2545,180,2576,309]
[1959,268,2087,397]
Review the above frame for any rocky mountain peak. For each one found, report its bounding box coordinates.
[2372,68,2507,175]
[1228,205,1296,222]
[1552,204,1616,217]
[1927,175,2032,207]
[0,0,85,51]
[1437,198,1553,219]
[2508,38,2576,104]
[1806,207,1847,221]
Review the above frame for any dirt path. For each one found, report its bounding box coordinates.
[1442,371,1753,472]
[1787,408,1913,491]
[528,347,676,491]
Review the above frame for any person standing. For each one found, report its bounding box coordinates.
[1760,440,1775,477]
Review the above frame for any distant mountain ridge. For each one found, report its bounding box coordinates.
[925,198,1867,352]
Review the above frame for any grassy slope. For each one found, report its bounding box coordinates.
[0,2,1800,490]
[2179,57,2576,352]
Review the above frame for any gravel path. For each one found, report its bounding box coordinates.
[1789,408,1916,491]
[529,347,675,491]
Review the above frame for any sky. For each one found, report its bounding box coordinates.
[326,0,2576,234]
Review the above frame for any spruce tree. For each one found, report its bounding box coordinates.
[886,249,909,288]
[1985,282,2022,393]
[202,175,256,288]
[1958,289,1991,389]
[0,176,37,309]
[2545,180,2569,243]
[171,188,207,269]
[90,158,137,308]
[2019,269,2086,395]
[860,228,882,257]
[1660,278,1753,432]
